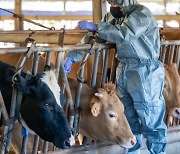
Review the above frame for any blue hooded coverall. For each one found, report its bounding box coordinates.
[67,0,167,153]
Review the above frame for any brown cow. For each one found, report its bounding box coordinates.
[0,54,136,152]
[67,77,136,148]
[163,63,180,119]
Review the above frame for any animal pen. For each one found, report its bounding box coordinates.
[0,30,179,154]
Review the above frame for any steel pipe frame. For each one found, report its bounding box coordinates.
[1,39,180,153]
[0,91,10,154]
[160,40,180,69]
[31,52,41,154]
[0,44,113,54]
[5,43,35,154]
[46,39,180,153]
[73,52,91,137]
[159,41,180,128]
[0,30,89,34]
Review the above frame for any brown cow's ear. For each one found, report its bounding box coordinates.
[91,102,102,117]
[90,96,102,117]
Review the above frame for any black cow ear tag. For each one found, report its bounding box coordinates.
[44,65,51,71]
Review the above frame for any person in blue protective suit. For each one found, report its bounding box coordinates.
[64,0,167,153]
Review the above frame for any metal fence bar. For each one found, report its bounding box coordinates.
[160,40,180,128]
[55,52,61,80]
[32,135,40,154]
[0,44,112,54]
[177,47,180,68]
[160,45,167,63]
[73,52,90,137]
[160,40,180,69]
[0,45,91,54]
[0,37,179,153]
[42,141,49,153]
[0,29,89,34]
[0,91,10,154]
[45,52,52,66]
[32,52,41,154]
[90,49,100,89]
[169,45,175,64]
[110,56,117,83]
[101,49,110,87]
[41,51,53,153]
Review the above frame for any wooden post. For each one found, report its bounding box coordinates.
[92,0,102,23]
[15,0,23,31]
[15,0,23,47]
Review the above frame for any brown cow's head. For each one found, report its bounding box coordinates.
[163,63,180,118]
[86,82,136,148]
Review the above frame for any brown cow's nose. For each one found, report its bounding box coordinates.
[131,139,135,146]
[129,136,136,147]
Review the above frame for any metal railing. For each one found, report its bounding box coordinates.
[0,35,179,153]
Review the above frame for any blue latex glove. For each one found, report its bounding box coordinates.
[64,57,73,74]
[22,127,29,138]
[78,21,97,31]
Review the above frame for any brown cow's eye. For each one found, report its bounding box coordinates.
[109,113,116,118]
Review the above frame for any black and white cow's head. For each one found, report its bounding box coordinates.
[11,65,75,149]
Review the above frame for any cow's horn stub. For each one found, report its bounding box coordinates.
[95,93,103,98]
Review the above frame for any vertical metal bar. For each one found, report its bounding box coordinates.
[0,105,2,121]
[73,52,90,137]
[21,136,28,154]
[0,91,9,154]
[101,49,110,87]
[57,51,74,129]
[42,141,49,153]
[41,51,52,153]
[32,135,40,154]
[91,50,100,89]
[21,51,40,154]
[110,56,117,83]
[32,52,40,75]
[32,52,40,154]
[55,52,61,80]
[169,45,175,64]
[45,52,52,66]
[161,45,167,64]
[176,47,180,69]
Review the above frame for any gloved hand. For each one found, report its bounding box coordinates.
[64,57,73,74]
[78,21,97,31]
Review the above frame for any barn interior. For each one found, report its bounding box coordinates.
[0,0,180,154]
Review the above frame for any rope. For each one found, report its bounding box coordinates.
[0,8,55,30]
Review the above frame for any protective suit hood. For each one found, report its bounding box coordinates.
[107,0,137,8]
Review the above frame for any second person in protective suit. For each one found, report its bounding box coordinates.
[64,0,167,153]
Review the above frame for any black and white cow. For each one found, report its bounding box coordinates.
[0,60,75,149]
